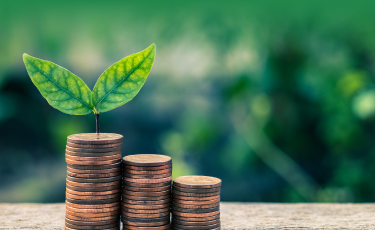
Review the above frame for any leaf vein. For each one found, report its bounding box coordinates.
[28,61,92,110]
[95,49,153,108]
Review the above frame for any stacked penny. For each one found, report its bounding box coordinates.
[171,176,222,230]
[65,133,123,230]
[122,154,172,230]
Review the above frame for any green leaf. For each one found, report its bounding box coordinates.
[23,54,94,115]
[92,43,156,113]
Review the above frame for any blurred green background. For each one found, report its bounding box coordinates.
[2,0,375,203]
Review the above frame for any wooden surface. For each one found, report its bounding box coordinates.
[0,203,374,229]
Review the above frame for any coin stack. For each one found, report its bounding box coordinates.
[121,154,172,230]
[65,133,123,230]
[171,176,222,230]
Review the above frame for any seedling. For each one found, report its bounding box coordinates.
[23,44,156,133]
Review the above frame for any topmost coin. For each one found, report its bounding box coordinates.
[173,176,221,188]
[67,133,123,144]
[123,154,171,166]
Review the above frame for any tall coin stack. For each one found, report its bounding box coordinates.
[171,176,222,230]
[65,133,123,230]
[121,154,172,230]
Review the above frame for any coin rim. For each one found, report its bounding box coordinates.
[65,221,119,229]
[173,176,221,188]
[65,154,122,161]
[122,194,171,201]
[65,217,119,226]
[65,201,119,209]
[67,175,122,183]
[172,190,220,197]
[171,210,220,217]
[172,194,220,201]
[122,154,171,167]
[122,189,171,197]
[67,171,121,178]
[122,219,170,227]
[125,184,171,192]
[123,176,172,184]
[66,197,120,204]
[122,198,171,205]
[67,133,123,144]
[65,209,120,217]
[171,198,220,205]
[123,164,172,171]
[172,205,220,213]
[124,169,172,175]
[66,184,121,191]
[66,145,122,153]
[123,181,171,187]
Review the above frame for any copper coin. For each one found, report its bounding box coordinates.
[66,188,121,196]
[122,190,170,197]
[121,211,170,218]
[66,158,121,165]
[173,202,219,209]
[67,133,123,144]
[124,169,172,175]
[121,203,170,210]
[66,149,122,157]
[123,176,172,184]
[65,213,118,221]
[67,167,121,174]
[67,171,121,178]
[172,198,220,205]
[67,145,122,153]
[172,218,220,226]
[66,201,119,209]
[123,224,171,230]
[122,198,170,205]
[122,194,170,201]
[66,209,119,217]
[173,222,220,230]
[123,181,170,188]
[172,186,221,193]
[66,205,120,213]
[124,173,172,179]
[65,226,120,230]
[66,184,121,192]
[121,207,170,214]
[66,197,120,205]
[66,180,121,187]
[122,219,170,227]
[172,214,219,222]
[172,206,219,213]
[172,190,220,197]
[66,154,121,161]
[121,216,170,223]
[172,210,219,218]
[65,222,119,229]
[173,176,221,189]
[65,217,119,225]
[67,142,122,148]
[67,162,122,170]
[125,185,171,192]
[172,195,220,201]
[124,164,171,171]
[123,155,171,166]
[67,175,121,183]
[66,192,120,200]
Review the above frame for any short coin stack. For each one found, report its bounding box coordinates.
[122,154,172,230]
[65,133,123,230]
[171,176,222,230]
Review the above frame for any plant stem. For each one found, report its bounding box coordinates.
[95,113,100,133]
